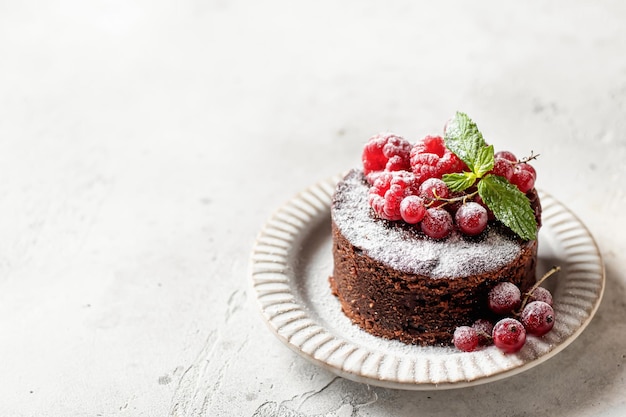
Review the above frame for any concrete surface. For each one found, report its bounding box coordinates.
[1,0,625,415]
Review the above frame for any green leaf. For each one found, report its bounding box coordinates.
[442,172,477,192]
[474,144,495,178]
[477,175,537,240]
[444,112,488,172]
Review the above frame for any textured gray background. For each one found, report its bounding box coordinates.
[1,0,625,415]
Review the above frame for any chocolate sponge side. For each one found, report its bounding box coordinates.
[329,219,538,346]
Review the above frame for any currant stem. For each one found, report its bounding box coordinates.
[476,329,492,342]
[519,151,540,164]
[426,189,479,208]
[519,265,561,312]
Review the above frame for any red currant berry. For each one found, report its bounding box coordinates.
[418,178,450,207]
[455,202,488,236]
[510,164,536,193]
[453,326,480,352]
[493,318,526,353]
[474,195,496,221]
[362,133,412,176]
[491,157,514,180]
[488,282,521,315]
[399,195,426,224]
[368,171,419,221]
[421,208,453,239]
[528,286,553,307]
[472,319,494,346]
[521,301,555,336]
[518,162,537,179]
[494,150,517,162]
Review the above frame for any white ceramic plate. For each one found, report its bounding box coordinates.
[250,175,605,390]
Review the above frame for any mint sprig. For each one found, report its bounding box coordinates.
[442,112,494,192]
[442,111,537,240]
[443,112,490,173]
[442,172,477,192]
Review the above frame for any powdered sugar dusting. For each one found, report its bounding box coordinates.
[332,170,523,279]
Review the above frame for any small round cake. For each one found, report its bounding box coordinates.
[328,113,542,347]
[329,170,540,346]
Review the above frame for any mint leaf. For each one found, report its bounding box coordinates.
[444,112,488,172]
[477,175,537,240]
[474,144,495,177]
[442,172,477,192]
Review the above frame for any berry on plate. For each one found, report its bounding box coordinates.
[488,282,521,315]
[492,318,526,353]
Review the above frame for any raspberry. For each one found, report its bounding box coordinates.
[421,207,453,239]
[492,318,526,353]
[488,282,521,315]
[410,153,440,183]
[410,136,466,183]
[453,326,479,352]
[368,171,419,221]
[438,151,466,175]
[362,133,412,178]
[385,154,408,172]
[399,195,426,224]
[412,135,447,156]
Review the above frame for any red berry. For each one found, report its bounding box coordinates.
[412,135,447,156]
[385,154,408,172]
[528,286,553,306]
[474,195,496,221]
[519,162,537,179]
[472,319,494,346]
[438,151,466,176]
[453,326,480,352]
[421,208,453,239]
[399,195,426,224]
[368,171,419,221]
[410,153,441,183]
[521,301,555,336]
[510,164,536,193]
[491,157,514,180]
[362,133,412,177]
[494,150,517,162]
[410,136,466,183]
[418,178,450,207]
[455,202,488,236]
[488,282,521,315]
[493,318,526,353]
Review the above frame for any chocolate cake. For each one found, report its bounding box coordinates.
[329,169,541,346]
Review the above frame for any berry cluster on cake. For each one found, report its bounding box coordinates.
[329,112,549,349]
